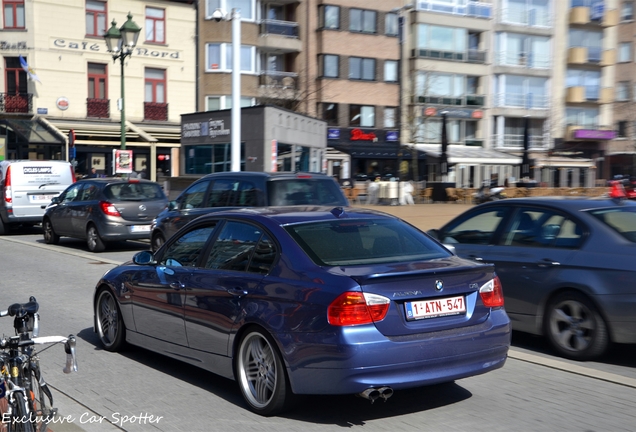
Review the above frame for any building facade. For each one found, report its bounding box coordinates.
[0,0,196,180]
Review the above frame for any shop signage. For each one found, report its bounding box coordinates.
[423,107,483,119]
[573,129,616,140]
[56,97,69,111]
[386,131,399,142]
[182,120,230,138]
[0,41,27,51]
[351,129,377,141]
[37,108,48,115]
[328,128,340,140]
[52,39,181,60]
[114,149,133,174]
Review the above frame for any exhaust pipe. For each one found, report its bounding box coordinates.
[357,386,393,404]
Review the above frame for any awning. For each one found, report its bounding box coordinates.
[0,118,64,144]
[328,144,426,160]
[533,156,594,169]
[413,144,521,165]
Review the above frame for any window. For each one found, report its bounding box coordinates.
[323,54,339,78]
[86,0,106,37]
[621,2,634,20]
[349,57,375,81]
[161,226,218,267]
[350,105,375,127]
[206,0,254,21]
[204,221,267,272]
[206,43,255,73]
[5,57,27,94]
[321,5,340,29]
[322,103,338,126]
[179,180,211,209]
[350,8,376,33]
[384,107,396,128]
[495,32,551,68]
[617,82,630,101]
[618,121,628,138]
[502,209,584,249]
[384,60,398,82]
[145,68,166,103]
[566,69,601,100]
[3,0,24,29]
[146,7,165,43]
[619,42,632,62]
[206,96,255,111]
[385,12,398,36]
[88,63,107,99]
[566,107,599,128]
[418,24,466,53]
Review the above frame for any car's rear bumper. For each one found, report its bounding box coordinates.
[99,222,153,241]
[280,309,511,395]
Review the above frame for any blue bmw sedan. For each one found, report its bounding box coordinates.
[94,206,510,416]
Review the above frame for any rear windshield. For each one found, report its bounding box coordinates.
[285,218,451,266]
[587,207,636,242]
[267,179,348,206]
[104,182,166,201]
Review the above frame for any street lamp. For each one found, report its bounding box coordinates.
[212,8,241,172]
[104,12,141,150]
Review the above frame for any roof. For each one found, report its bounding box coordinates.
[413,144,522,165]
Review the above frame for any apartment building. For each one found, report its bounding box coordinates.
[0,0,196,180]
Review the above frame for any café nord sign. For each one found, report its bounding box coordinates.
[51,38,181,60]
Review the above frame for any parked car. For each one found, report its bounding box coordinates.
[0,160,75,234]
[427,196,636,360]
[94,206,510,416]
[150,172,349,251]
[43,178,168,252]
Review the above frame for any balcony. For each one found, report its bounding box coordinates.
[569,3,618,26]
[499,7,551,27]
[259,71,298,89]
[144,102,168,121]
[493,93,549,109]
[414,94,485,107]
[412,48,487,64]
[496,51,551,69]
[416,1,492,19]
[86,98,110,118]
[0,93,32,114]
[258,19,301,53]
[492,134,546,149]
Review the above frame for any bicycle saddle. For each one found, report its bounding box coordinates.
[8,300,39,317]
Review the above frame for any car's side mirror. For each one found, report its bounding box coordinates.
[133,250,156,265]
[426,229,440,240]
[50,196,61,205]
[168,200,178,211]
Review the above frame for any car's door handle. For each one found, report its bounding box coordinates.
[169,282,185,290]
[227,288,248,297]
[467,254,483,261]
[537,259,560,267]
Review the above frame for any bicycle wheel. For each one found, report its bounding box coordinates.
[7,391,36,432]
[28,364,54,423]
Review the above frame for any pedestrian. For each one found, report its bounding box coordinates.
[401,181,415,205]
[87,167,98,178]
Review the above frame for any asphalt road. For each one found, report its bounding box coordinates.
[1,204,635,431]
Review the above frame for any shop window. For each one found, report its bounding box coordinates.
[86,0,106,37]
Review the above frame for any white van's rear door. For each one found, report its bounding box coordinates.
[9,161,73,218]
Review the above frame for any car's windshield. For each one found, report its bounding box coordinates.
[285,218,451,266]
[105,182,165,201]
[587,207,636,242]
[267,179,348,206]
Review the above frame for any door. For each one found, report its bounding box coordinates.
[163,179,212,238]
[184,220,274,355]
[49,183,84,236]
[130,225,217,345]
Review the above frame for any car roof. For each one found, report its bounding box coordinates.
[197,171,335,181]
[188,206,397,225]
[77,178,159,185]
[476,196,636,212]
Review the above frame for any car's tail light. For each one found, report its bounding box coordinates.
[4,165,12,205]
[99,201,121,217]
[479,276,504,308]
[609,182,626,199]
[69,165,76,183]
[328,291,390,326]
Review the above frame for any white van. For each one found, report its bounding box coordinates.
[0,160,75,234]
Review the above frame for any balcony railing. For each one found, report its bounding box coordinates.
[492,134,547,149]
[413,48,487,64]
[86,98,110,118]
[413,94,485,107]
[493,93,550,109]
[416,1,492,19]
[260,19,299,37]
[144,102,168,121]
[499,7,552,27]
[259,71,298,89]
[0,93,32,114]
[496,51,551,69]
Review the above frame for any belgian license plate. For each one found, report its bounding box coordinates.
[130,225,151,233]
[405,295,466,320]
[29,194,55,202]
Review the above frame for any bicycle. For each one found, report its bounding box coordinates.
[0,297,77,432]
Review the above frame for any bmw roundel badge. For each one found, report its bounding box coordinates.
[435,280,444,291]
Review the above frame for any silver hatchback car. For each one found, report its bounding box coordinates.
[43,178,167,252]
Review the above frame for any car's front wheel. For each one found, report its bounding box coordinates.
[235,327,292,416]
[87,224,106,252]
[95,289,126,352]
[43,218,60,245]
[544,291,609,360]
[151,232,165,252]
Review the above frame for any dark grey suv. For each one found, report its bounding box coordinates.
[43,178,168,252]
[150,172,349,251]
